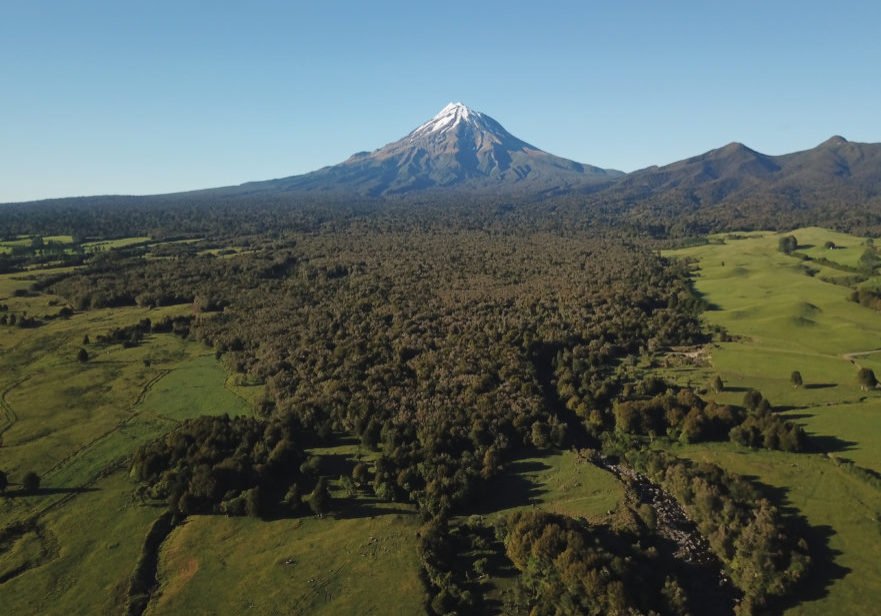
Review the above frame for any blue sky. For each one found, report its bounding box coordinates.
[2,1,880,202]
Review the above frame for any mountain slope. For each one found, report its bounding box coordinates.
[223,103,622,198]
[601,137,881,211]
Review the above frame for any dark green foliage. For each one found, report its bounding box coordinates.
[613,387,737,443]
[130,415,308,517]
[779,235,798,254]
[729,410,806,452]
[607,383,804,451]
[858,247,881,272]
[851,287,881,310]
[352,462,370,488]
[711,374,724,393]
[742,389,764,411]
[22,471,40,493]
[500,510,691,616]
[281,483,301,513]
[790,370,803,388]
[17,205,818,612]
[857,367,878,389]
[77,347,89,363]
[308,477,331,517]
[0,470,7,493]
[627,450,811,614]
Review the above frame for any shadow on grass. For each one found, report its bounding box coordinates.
[332,499,414,520]
[771,523,850,612]
[779,412,814,421]
[6,486,98,497]
[469,456,552,515]
[314,451,357,480]
[775,404,810,413]
[809,434,858,454]
[804,383,837,390]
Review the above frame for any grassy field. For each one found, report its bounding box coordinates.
[82,237,152,252]
[676,442,881,616]
[664,228,881,614]
[474,449,623,522]
[147,512,424,616]
[0,265,265,613]
[664,228,881,472]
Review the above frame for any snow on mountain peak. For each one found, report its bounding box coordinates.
[410,102,486,139]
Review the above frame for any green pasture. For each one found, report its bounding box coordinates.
[146,512,423,616]
[0,266,426,615]
[0,279,261,612]
[0,471,160,616]
[664,228,881,472]
[475,449,623,522]
[0,235,76,256]
[662,228,881,613]
[789,226,869,269]
[82,236,151,252]
[139,354,251,421]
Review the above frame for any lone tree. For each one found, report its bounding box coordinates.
[711,375,724,394]
[857,367,878,391]
[308,477,331,517]
[0,470,7,493]
[779,235,798,255]
[22,471,40,493]
[352,462,370,488]
[790,371,803,388]
[77,347,89,363]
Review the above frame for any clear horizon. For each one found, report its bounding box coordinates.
[2,1,880,203]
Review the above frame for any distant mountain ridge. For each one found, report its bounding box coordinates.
[205,104,881,213]
[4,104,881,231]
[606,136,881,206]
[217,102,623,198]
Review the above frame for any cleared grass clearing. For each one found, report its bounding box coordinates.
[474,449,623,522]
[789,226,869,270]
[139,354,251,421]
[82,236,151,251]
[146,512,424,616]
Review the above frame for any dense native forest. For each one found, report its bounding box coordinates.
[2,196,879,616]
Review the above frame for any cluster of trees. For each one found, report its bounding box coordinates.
[95,318,155,347]
[608,385,805,452]
[130,414,321,518]
[499,510,692,616]
[626,449,811,614]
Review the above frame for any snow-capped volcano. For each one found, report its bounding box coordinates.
[407,102,505,141]
[230,103,622,197]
